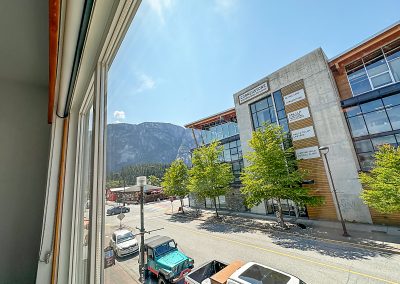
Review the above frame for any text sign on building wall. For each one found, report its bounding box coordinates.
[291,126,315,141]
[238,82,269,104]
[295,146,320,160]
[287,107,310,123]
[283,89,306,105]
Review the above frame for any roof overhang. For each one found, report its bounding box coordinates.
[184,107,236,129]
[329,21,400,72]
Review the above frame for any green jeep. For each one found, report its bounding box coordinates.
[144,235,194,283]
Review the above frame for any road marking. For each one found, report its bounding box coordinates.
[160,220,399,284]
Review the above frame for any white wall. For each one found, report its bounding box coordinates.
[0,79,50,283]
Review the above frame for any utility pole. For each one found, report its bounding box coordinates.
[137,176,147,283]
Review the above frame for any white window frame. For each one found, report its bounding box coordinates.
[36,1,141,283]
[346,41,400,97]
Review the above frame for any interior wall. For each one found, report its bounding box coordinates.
[0,79,50,283]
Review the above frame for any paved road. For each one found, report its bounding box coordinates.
[104,200,400,284]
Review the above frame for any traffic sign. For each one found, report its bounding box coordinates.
[117,213,125,221]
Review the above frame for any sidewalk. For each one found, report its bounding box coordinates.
[170,207,400,254]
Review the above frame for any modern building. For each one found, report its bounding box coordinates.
[186,21,400,226]
[185,108,246,211]
[329,21,400,225]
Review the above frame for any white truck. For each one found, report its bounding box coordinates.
[184,260,304,284]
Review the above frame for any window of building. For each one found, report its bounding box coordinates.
[250,95,276,130]
[345,94,400,171]
[345,39,400,97]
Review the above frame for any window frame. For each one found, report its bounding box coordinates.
[345,40,400,97]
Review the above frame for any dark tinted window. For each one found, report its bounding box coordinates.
[238,264,291,284]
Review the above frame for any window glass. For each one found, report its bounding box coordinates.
[344,106,362,117]
[273,90,284,111]
[277,110,286,119]
[267,96,273,107]
[364,55,389,77]
[255,99,268,111]
[382,93,400,107]
[388,58,400,82]
[257,109,271,125]
[386,105,400,130]
[354,139,373,153]
[347,65,372,95]
[360,100,384,113]
[238,264,290,284]
[78,105,93,284]
[252,113,259,129]
[279,118,289,133]
[370,72,392,88]
[348,115,368,137]
[396,134,400,143]
[358,152,374,171]
[371,135,397,150]
[363,110,391,134]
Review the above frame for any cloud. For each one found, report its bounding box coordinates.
[214,0,237,15]
[147,0,173,24]
[135,73,156,93]
[113,110,126,120]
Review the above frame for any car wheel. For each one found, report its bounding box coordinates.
[158,275,167,284]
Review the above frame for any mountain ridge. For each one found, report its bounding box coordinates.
[106,122,195,173]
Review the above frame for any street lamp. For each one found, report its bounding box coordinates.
[319,146,350,237]
[137,176,147,283]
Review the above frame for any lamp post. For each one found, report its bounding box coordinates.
[319,146,350,237]
[137,176,147,283]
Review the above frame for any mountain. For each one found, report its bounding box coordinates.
[106,122,196,173]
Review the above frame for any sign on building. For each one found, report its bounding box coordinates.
[295,146,320,160]
[238,81,269,104]
[291,126,315,141]
[287,107,310,123]
[283,89,306,105]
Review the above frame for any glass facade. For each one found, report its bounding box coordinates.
[200,121,239,145]
[220,139,244,183]
[346,39,400,96]
[345,92,400,170]
[250,90,289,134]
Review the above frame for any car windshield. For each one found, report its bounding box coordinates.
[238,264,291,284]
[154,241,176,257]
[117,232,135,244]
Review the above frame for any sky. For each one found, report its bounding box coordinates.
[107,0,400,126]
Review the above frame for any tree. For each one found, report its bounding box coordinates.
[162,159,189,213]
[188,141,234,217]
[359,144,400,213]
[148,175,161,186]
[240,123,323,227]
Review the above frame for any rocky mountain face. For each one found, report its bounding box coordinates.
[106,122,196,173]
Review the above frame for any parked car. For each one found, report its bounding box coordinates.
[143,235,194,283]
[107,205,130,215]
[109,229,138,258]
[185,260,305,284]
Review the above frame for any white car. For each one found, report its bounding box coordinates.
[109,229,139,258]
[227,262,304,284]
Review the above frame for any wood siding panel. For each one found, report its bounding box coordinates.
[370,209,400,226]
[281,80,338,221]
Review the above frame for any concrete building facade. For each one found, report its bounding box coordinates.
[234,48,372,223]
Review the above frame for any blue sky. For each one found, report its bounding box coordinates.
[107,0,399,126]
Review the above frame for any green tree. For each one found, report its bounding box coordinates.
[188,141,234,217]
[359,144,400,213]
[148,175,161,186]
[240,123,323,227]
[161,159,189,212]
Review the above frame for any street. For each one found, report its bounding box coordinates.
[104,200,400,284]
